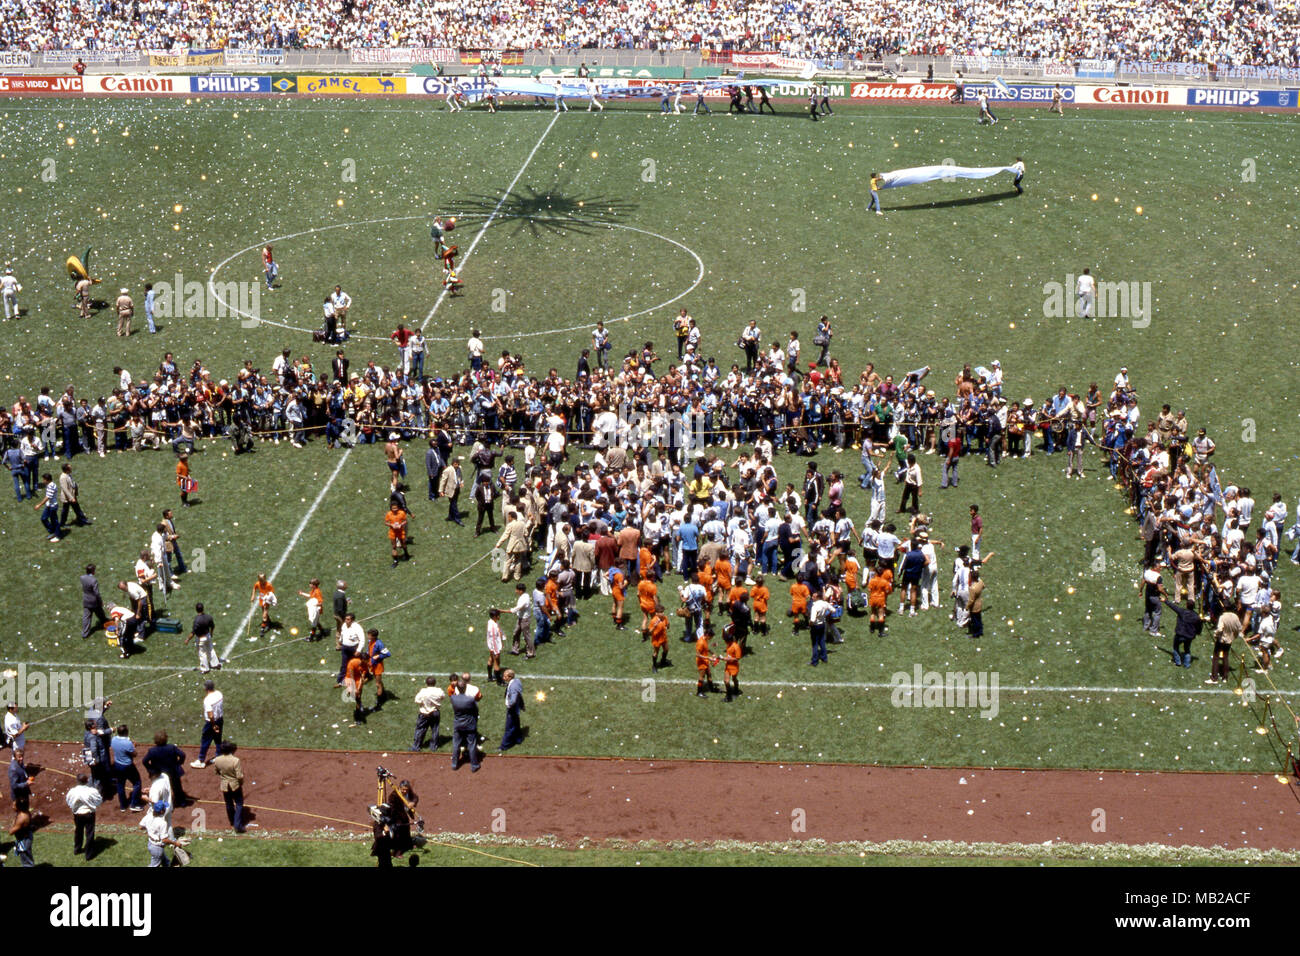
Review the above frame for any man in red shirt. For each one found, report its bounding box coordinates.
[390,324,413,376]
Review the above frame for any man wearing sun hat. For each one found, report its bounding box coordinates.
[114,287,134,337]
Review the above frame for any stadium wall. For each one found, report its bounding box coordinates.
[0,74,1295,111]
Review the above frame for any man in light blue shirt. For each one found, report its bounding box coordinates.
[677,518,699,577]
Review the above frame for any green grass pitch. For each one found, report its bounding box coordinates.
[0,97,1297,774]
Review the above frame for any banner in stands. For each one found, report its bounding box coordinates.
[1042,63,1075,78]
[224,49,286,66]
[44,49,141,64]
[350,47,457,64]
[0,51,33,68]
[1120,61,1208,78]
[191,75,272,93]
[850,82,957,101]
[1216,64,1300,83]
[0,75,83,92]
[459,50,524,65]
[298,75,405,94]
[1074,58,1116,79]
[499,64,684,79]
[1073,85,1187,106]
[1187,87,1298,108]
[965,83,1075,102]
[83,74,185,93]
[149,49,225,66]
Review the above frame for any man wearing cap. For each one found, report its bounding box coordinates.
[141,799,183,866]
[115,288,134,337]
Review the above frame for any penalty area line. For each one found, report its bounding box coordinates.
[220,448,353,659]
[420,110,560,332]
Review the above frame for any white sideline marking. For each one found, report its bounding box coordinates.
[420,110,560,332]
[221,450,353,658]
[22,660,1297,698]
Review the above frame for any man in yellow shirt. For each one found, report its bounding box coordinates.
[868,173,882,215]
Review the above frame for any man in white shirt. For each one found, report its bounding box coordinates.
[1,267,21,320]
[467,330,485,373]
[4,702,28,750]
[193,680,224,767]
[411,676,446,751]
[65,773,103,858]
[920,533,941,610]
[150,523,176,596]
[1076,268,1096,318]
[141,800,181,867]
[147,771,174,827]
[337,612,365,686]
[329,286,352,327]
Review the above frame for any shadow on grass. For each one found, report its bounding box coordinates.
[885,190,1021,212]
[445,183,638,239]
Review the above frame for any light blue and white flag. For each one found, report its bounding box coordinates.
[878,164,1019,189]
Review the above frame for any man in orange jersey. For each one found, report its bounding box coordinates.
[544,570,564,636]
[840,547,862,614]
[638,544,657,583]
[697,560,715,615]
[722,630,743,702]
[175,453,194,508]
[344,652,370,724]
[648,603,670,672]
[713,554,733,599]
[251,573,277,637]
[610,565,627,630]
[694,625,717,698]
[385,502,410,568]
[637,574,658,638]
[788,575,811,631]
[296,577,325,641]
[750,575,770,636]
[868,563,893,635]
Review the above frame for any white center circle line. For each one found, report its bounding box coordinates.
[208,214,704,343]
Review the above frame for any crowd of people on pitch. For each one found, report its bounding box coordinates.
[3,0,1296,68]
[1109,371,1293,682]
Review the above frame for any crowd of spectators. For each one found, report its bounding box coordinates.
[0,0,1295,67]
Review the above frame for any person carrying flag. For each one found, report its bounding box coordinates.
[176,453,194,507]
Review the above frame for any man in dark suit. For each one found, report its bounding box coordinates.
[81,563,107,638]
[8,748,32,812]
[449,679,481,771]
[332,580,349,641]
[498,669,525,752]
[425,439,444,502]
[331,350,348,384]
[142,731,190,806]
